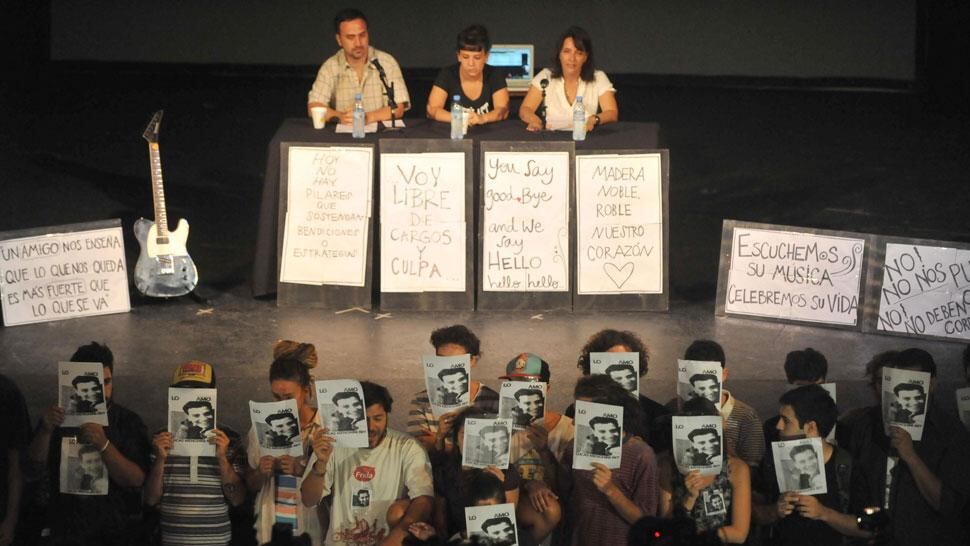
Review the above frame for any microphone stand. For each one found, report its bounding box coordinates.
[374,63,401,132]
[538,79,549,131]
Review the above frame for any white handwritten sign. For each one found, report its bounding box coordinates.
[380,153,466,292]
[576,154,663,294]
[0,226,130,326]
[482,151,569,292]
[876,243,970,340]
[280,146,373,286]
[723,227,865,325]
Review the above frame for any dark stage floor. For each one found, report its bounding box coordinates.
[1,64,968,431]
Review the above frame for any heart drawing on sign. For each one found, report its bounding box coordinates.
[603,262,635,289]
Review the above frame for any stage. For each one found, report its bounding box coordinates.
[1,63,969,433]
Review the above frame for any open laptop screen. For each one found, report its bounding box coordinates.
[489,44,534,90]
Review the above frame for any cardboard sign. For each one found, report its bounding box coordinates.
[250,399,303,457]
[772,437,828,495]
[875,243,970,340]
[462,418,512,469]
[590,352,640,396]
[465,503,518,545]
[58,361,108,427]
[672,416,723,476]
[280,146,372,286]
[721,224,865,326]
[575,153,663,294]
[498,381,547,430]
[423,354,471,418]
[169,388,217,457]
[379,152,467,293]
[881,367,930,441]
[315,379,368,447]
[481,151,570,292]
[0,223,130,326]
[573,400,623,469]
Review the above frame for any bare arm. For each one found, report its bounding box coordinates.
[587,91,618,131]
[517,86,544,131]
[590,462,643,524]
[718,458,751,544]
[426,86,451,123]
[81,423,145,488]
[384,495,433,544]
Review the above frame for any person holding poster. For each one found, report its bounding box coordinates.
[0,374,29,546]
[426,25,510,126]
[517,26,618,132]
[408,325,499,453]
[674,340,765,469]
[751,385,869,545]
[301,381,435,546]
[144,361,247,546]
[428,407,521,541]
[838,349,970,546]
[245,355,323,546]
[307,8,410,125]
[27,342,151,546]
[558,376,658,546]
[571,329,670,449]
[658,398,751,544]
[499,354,570,545]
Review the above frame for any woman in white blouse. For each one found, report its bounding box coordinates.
[518,26,619,132]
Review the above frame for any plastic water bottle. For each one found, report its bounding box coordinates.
[352,93,365,138]
[450,95,463,140]
[572,95,586,141]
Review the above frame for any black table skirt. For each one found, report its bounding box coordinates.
[252,117,661,297]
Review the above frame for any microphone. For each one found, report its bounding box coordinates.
[538,79,549,130]
[370,58,387,79]
[540,78,549,90]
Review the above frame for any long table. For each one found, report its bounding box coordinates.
[252,118,661,297]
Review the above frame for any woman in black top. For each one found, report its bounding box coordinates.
[426,24,510,126]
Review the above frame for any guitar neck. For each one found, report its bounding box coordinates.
[147,142,170,238]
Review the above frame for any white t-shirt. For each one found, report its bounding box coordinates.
[530,68,615,129]
[306,429,434,546]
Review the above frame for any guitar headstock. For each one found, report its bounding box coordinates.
[142,110,164,144]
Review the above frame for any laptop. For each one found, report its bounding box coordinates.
[489,44,534,92]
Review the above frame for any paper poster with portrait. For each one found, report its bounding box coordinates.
[676,360,723,412]
[59,436,108,496]
[672,416,723,476]
[315,379,368,448]
[498,381,547,430]
[423,354,471,418]
[462,418,512,469]
[771,437,828,496]
[465,502,518,546]
[249,399,303,457]
[590,352,640,396]
[58,361,108,427]
[957,387,970,432]
[881,367,930,441]
[573,400,623,470]
[169,388,217,457]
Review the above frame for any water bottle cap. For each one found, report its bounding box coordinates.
[355,93,362,100]
[576,95,583,101]
[453,95,461,101]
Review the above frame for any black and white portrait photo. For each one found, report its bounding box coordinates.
[462,418,512,469]
[771,437,827,496]
[465,503,518,546]
[331,390,366,432]
[499,381,547,429]
[250,399,303,457]
[677,360,723,412]
[881,367,931,441]
[352,488,371,508]
[671,415,724,475]
[590,352,640,395]
[573,400,624,469]
[58,361,109,426]
[59,437,108,496]
[314,380,369,448]
[423,354,472,418]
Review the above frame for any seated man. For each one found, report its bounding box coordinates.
[408,325,499,453]
[307,8,409,125]
[27,342,151,546]
[303,381,433,546]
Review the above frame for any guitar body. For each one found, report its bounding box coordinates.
[133,217,198,297]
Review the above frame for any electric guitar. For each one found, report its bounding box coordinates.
[133,110,199,297]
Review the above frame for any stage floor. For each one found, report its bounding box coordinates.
[1,64,968,431]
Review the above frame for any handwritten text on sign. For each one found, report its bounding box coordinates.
[281,146,372,286]
[877,243,970,340]
[576,154,663,294]
[0,227,130,326]
[380,153,466,292]
[725,228,864,325]
[482,152,569,292]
